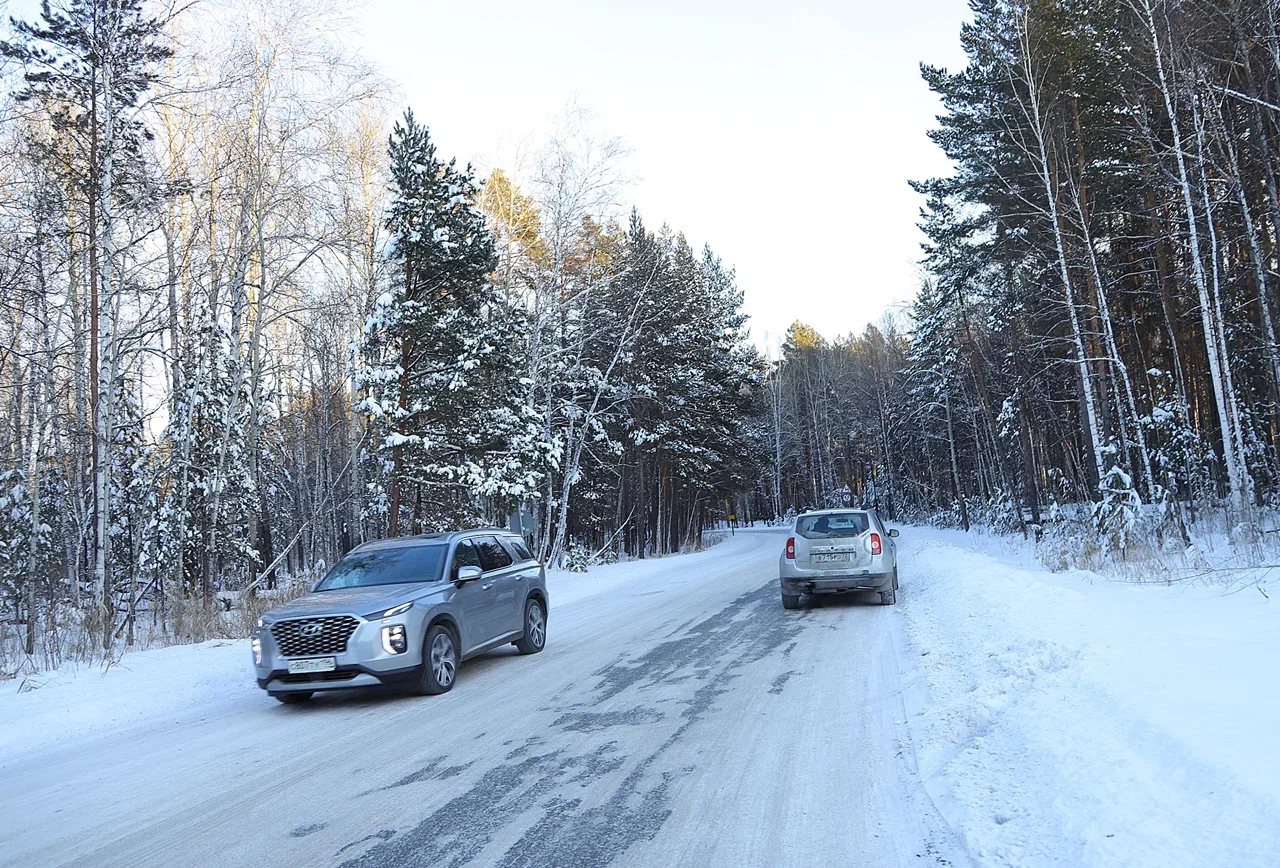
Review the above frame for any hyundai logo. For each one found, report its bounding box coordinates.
[298,622,324,638]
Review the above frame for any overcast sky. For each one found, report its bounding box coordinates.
[358,0,972,351]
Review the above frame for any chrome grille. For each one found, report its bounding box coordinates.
[272,616,359,657]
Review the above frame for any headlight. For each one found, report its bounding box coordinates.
[251,637,262,665]
[366,601,413,620]
[382,624,408,654]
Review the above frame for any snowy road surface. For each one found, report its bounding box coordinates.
[0,530,965,868]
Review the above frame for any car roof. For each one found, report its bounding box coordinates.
[351,528,522,553]
[796,508,871,517]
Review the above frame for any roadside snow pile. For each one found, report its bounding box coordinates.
[898,527,1280,867]
[0,639,254,757]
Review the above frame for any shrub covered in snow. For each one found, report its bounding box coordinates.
[563,545,590,573]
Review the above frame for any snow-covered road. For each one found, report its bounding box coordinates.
[0,530,965,867]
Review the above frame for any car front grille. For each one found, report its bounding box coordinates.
[272,616,359,657]
[278,671,359,684]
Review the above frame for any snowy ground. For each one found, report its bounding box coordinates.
[1,527,1275,867]
[897,527,1280,867]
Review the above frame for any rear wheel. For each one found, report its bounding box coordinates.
[781,592,802,610]
[515,598,547,654]
[415,624,458,695]
[880,588,897,605]
[274,691,312,704]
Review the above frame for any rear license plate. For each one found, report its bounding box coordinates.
[287,657,336,674]
[813,553,848,563]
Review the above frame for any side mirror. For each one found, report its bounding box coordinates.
[455,565,483,586]
[887,529,900,538]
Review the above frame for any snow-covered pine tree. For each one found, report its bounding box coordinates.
[360,111,544,534]
[906,278,971,531]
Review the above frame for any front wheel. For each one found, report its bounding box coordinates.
[515,598,547,654]
[415,624,458,695]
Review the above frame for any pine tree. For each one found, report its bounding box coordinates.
[360,111,544,534]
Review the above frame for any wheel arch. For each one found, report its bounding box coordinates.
[425,611,462,648]
[525,587,547,613]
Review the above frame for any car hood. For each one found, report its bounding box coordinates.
[265,583,442,620]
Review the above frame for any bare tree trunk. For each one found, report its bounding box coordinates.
[1016,13,1106,488]
[944,388,970,532]
[1140,0,1250,515]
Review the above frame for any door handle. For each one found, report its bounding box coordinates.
[481,583,493,591]
[514,574,525,581]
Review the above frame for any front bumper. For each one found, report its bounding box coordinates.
[252,614,427,694]
[256,662,420,694]
[781,573,891,594]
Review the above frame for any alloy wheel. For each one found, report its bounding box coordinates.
[431,631,456,688]
[527,603,545,648]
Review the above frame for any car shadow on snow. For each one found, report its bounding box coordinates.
[797,589,887,608]
[271,646,526,711]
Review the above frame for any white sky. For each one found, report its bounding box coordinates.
[357,0,971,351]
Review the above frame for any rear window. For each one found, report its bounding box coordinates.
[475,536,514,570]
[315,544,447,590]
[504,536,535,562]
[796,512,870,539]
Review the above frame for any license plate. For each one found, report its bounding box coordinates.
[813,553,848,563]
[287,657,336,674]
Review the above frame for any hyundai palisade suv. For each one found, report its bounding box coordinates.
[778,509,899,608]
[251,530,548,703]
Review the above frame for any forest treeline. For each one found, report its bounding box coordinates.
[6,0,1280,667]
[751,0,1280,553]
[0,0,762,665]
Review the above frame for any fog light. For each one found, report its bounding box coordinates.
[382,624,407,655]
[251,637,262,665]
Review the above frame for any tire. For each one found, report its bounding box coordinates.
[880,588,897,606]
[515,598,547,655]
[274,691,312,704]
[781,593,802,610]
[414,624,458,695]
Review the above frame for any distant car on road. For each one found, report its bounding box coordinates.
[251,530,547,703]
[779,509,899,609]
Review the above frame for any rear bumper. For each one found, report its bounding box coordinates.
[781,573,891,595]
[257,662,420,694]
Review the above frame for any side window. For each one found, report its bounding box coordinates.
[452,539,481,577]
[503,536,534,562]
[475,536,513,571]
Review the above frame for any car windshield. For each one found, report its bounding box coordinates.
[314,544,447,590]
[796,512,870,539]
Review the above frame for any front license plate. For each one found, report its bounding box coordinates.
[287,657,336,674]
[813,553,848,563]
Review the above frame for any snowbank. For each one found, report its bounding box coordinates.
[897,526,1280,867]
[0,639,257,757]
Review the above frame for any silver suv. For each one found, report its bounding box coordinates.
[778,509,899,608]
[251,530,548,703]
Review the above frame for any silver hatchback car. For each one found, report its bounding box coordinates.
[778,509,899,609]
[252,529,548,703]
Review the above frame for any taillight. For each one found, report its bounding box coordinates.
[785,537,795,559]
[870,533,882,555]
